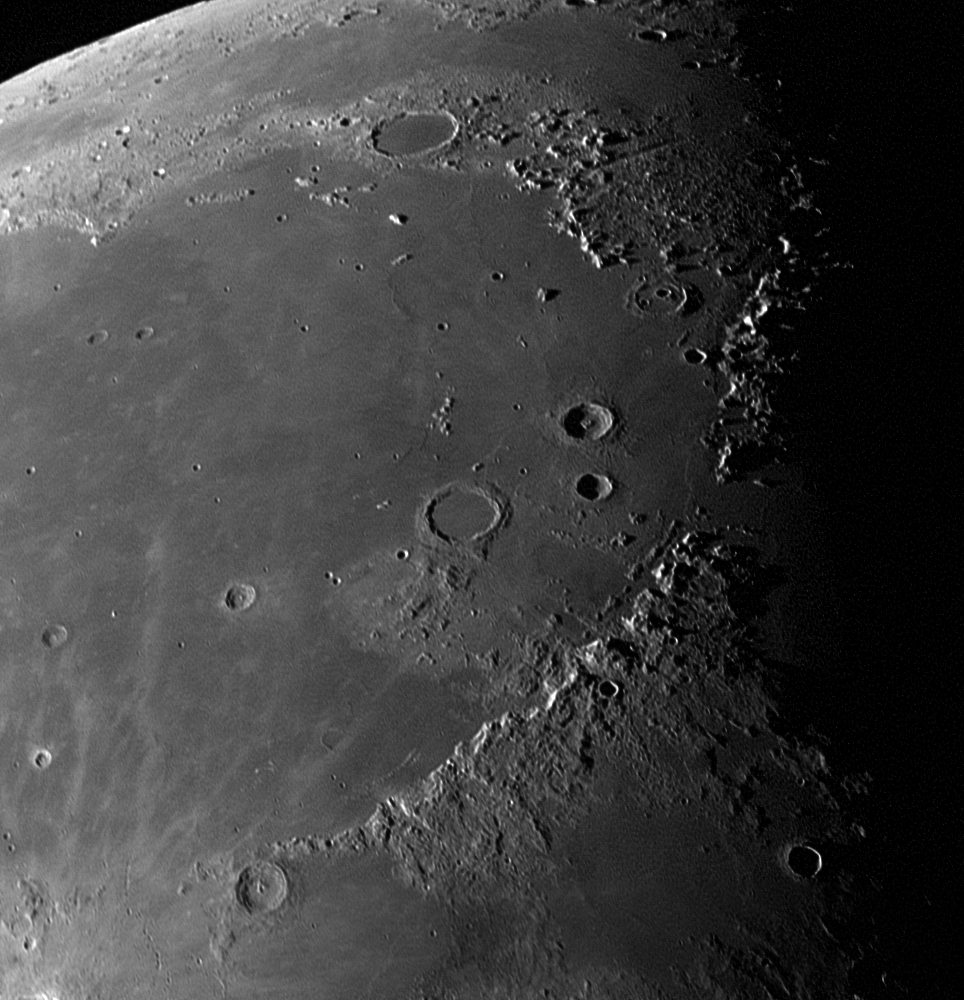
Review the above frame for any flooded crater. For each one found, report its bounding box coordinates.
[422,483,505,544]
[372,112,458,156]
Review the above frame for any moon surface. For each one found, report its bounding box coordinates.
[0,1,935,998]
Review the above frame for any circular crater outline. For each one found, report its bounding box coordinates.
[574,472,614,502]
[235,859,289,914]
[370,109,460,157]
[784,842,823,879]
[41,623,69,649]
[560,400,615,442]
[625,278,703,320]
[417,481,509,550]
[223,582,257,612]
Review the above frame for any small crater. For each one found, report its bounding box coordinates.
[224,583,257,612]
[32,749,52,770]
[41,624,68,649]
[683,347,707,364]
[236,860,288,914]
[575,473,613,502]
[372,112,458,156]
[786,844,822,879]
[134,325,155,341]
[536,287,560,302]
[561,402,614,441]
[595,678,622,701]
[87,329,109,346]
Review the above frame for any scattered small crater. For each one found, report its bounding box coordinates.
[627,279,704,320]
[41,624,68,648]
[32,749,52,770]
[561,402,614,441]
[224,583,257,612]
[628,280,683,317]
[785,843,822,878]
[372,112,458,156]
[87,329,109,345]
[574,473,613,502]
[235,860,288,914]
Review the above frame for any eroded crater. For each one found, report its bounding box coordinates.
[41,624,68,649]
[627,280,703,320]
[224,583,257,612]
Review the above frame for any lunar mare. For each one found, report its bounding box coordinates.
[0,2,881,999]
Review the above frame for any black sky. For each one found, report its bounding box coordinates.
[1,1,203,85]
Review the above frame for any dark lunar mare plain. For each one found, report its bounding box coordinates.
[0,2,954,999]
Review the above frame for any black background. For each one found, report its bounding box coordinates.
[1,2,200,85]
[738,5,954,996]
